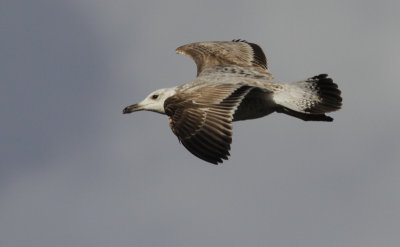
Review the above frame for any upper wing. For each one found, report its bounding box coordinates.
[164,84,254,164]
[176,40,268,76]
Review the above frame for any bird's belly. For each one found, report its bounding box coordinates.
[233,97,275,121]
[232,87,276,121]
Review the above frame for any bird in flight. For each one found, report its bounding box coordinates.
[123,40,342,164]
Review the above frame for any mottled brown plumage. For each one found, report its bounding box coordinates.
[164,84,253,164]
[123,40,342,164]
[176,40,269,76]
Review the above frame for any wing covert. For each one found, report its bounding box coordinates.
[176,40,268,76]
[164,84,254,164]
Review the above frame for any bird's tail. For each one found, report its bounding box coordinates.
[273,74,342,121]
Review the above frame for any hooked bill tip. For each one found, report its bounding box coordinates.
[122,107,129,114]
[122,104,141,114]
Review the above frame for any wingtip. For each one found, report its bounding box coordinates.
[232,39,248,43]
[175,46,187,55]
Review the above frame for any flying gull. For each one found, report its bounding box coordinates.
[123,40,342,164]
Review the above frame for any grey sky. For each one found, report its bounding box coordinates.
[1,0,399,246]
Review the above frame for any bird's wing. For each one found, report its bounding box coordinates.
[164,84,254,164]
[176,40,268,76]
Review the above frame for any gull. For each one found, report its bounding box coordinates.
[123,40,342,164]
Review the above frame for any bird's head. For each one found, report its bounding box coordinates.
[122,87,176,115]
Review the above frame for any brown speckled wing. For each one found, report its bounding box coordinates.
[176,40,268,76]
[164,84,254,164]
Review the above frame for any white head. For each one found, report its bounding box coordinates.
[122,87,177,115]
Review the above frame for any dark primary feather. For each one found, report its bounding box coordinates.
[232,39,268,70]
[176,41,269,76]
[164,85,253,164]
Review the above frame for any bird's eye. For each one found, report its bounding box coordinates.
[151,94,159,99]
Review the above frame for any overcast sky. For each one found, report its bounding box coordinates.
[1,0,400,246]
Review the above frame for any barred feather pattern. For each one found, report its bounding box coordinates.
[273,74,342,114]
